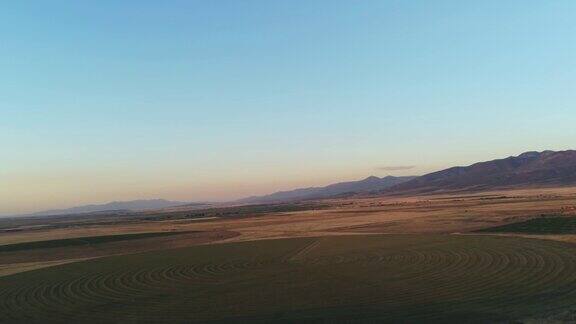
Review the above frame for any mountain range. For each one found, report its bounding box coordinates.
[386,150,576,194]
[22,150,576,216]
[241,150,576,202]
[25,199,192,217]
[238,175,416,203]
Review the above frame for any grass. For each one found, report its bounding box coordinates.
[0,231,193,253]
[476,216,576,234]
[2,234,576,322]
[143,202,329,221]
[0,202,329,234]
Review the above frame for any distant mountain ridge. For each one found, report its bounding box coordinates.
[386,150,576,194]
[23,150,576,217]
[26,199,192,217]
[239,175,416,203]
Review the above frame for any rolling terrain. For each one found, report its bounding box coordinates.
[240,175,415,203]
[241,150,576,203]
[387,150,576,194]
[24,199,197,217]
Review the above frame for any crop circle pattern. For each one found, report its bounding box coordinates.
[2,235,576,322]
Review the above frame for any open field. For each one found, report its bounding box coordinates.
[2,187,576,278]
[0,231,197,253]
[477,216,576,234]
[3,235,576,322]
[2,187,576,322]
[0,230,239,274]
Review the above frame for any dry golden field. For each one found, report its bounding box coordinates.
[2,186,576,278]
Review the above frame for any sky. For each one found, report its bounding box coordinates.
[2,1,576,215]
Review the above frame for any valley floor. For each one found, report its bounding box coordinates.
[2,187,576,322]
[2,186,576,277]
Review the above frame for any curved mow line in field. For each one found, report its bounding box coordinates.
[2,235,576,322]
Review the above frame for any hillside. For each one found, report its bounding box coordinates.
[25,199,193,217]
[239,175,416,203]
[387,150,576,194]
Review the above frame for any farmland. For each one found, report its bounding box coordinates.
[3,187,576,322]
[477,216,576,234]
[2,234,576,322]
[0,231,195,253]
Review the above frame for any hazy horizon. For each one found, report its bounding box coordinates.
[1,149,571,216]
[3,1,576,215]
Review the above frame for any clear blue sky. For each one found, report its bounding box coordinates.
[2,1,575,214]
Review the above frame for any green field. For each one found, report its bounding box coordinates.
[2,234,576,322]
[476,216,576,234]
[0,231,193,253]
